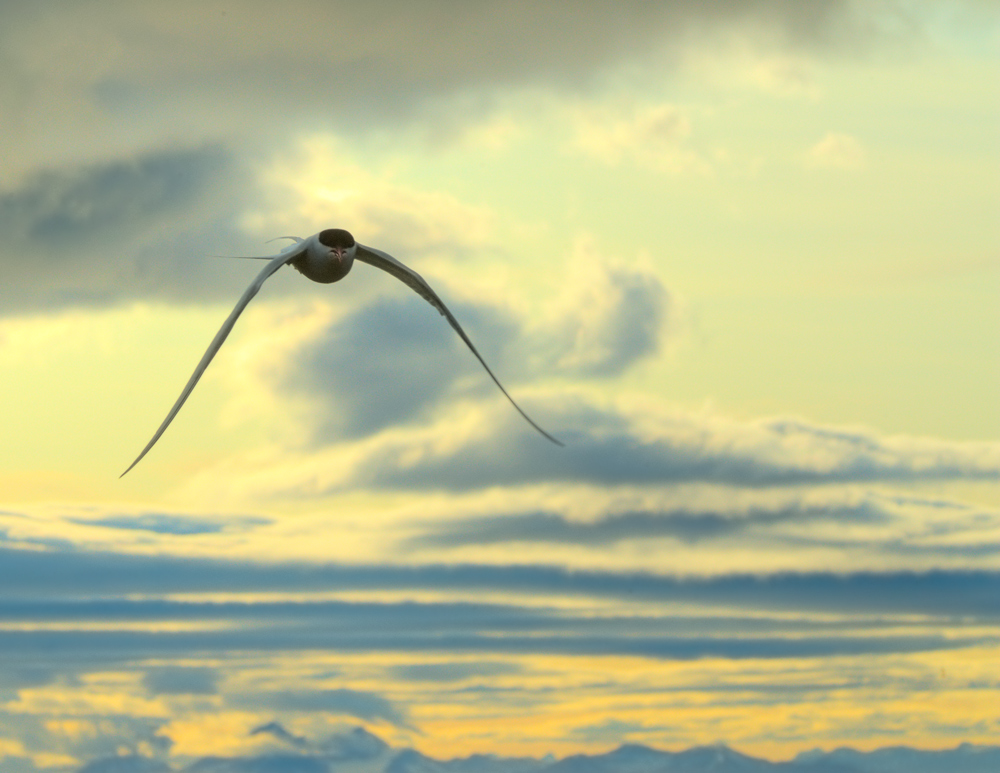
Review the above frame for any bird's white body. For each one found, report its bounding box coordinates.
[121,228,561,476]
[288,232,355,283]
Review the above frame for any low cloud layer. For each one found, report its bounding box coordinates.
[46,738,1000,773]
[2,547,998,620]
[1,540,997,769]
[241,689,410,729]
[341,406,1000,492]
[415,499,890,548]
[10,712,1000,773]
[70,512,271,536]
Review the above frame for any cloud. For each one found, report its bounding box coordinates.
[249,722,309,750]
[0,758,41,773]
[0,713,171,772]
[2,544,1000,623]
[0,664,60,691]
[0,593,967,651]
[0,145,227,247]
[793,744,1000,773]
[143,667,219,696]
[569,718,654,746]
[317,726,390,760]
[182,755,329,772]
[57,736,1000,773]
[339,403,1000,493]
[414,497,889,548]
[0,145,260,313]
[77,757,170,773]
[1,2,867,151]
[409,489,1000,557]
[3,624,980,666]
[527,244,670,378]
[284,295,479,440]
[71,513,271,536]
[246,689,410,729]
[249,723,390,762]
[270,250,667,440]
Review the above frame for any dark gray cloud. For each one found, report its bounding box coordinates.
[0,596,946,645]
[2,2,867,141]
[0,145,271,312]
[288,295,477,439]
[179,754,328,772]
[286,265,667,440]
[248,723,389,762]
[0,758,44,773]
[2,546,999,619]
[61,736,1000,773]
[0,546,997,670]
[72,513,271,536]
[317,726,390,761]
[250,722,309,750]
[576,267,665,378]
[0,1,910,317]
[243,689,410,729]
[0,663,61,691]
[0,626,981,665]
[347,406,1000,492]
[78,757,170,773]
[143,666,220,696]
[415,500,887,548]
[793,744,1000,773]
[0,145,227,247]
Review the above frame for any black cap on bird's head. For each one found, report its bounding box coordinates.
[319,229,355,251]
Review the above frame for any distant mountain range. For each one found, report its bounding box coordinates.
[73,726,1000,773]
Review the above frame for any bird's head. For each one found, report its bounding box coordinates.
[318,228,357,266]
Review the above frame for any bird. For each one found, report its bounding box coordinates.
[121,228,562,476]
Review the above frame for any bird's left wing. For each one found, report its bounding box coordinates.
[121,247,304,476]
[355,244,563,446]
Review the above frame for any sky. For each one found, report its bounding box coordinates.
[0,0,998,769]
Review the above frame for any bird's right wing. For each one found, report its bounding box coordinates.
[355,243,563,446]
[121,246,304,476]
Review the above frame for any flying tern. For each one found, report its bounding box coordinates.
[121,228,562,476]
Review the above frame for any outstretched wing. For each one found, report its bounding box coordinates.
[121,247,304,476]
[355,243,562,446]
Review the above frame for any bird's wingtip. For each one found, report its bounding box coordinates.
[544,432,565,447]
[119,457,142,478]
